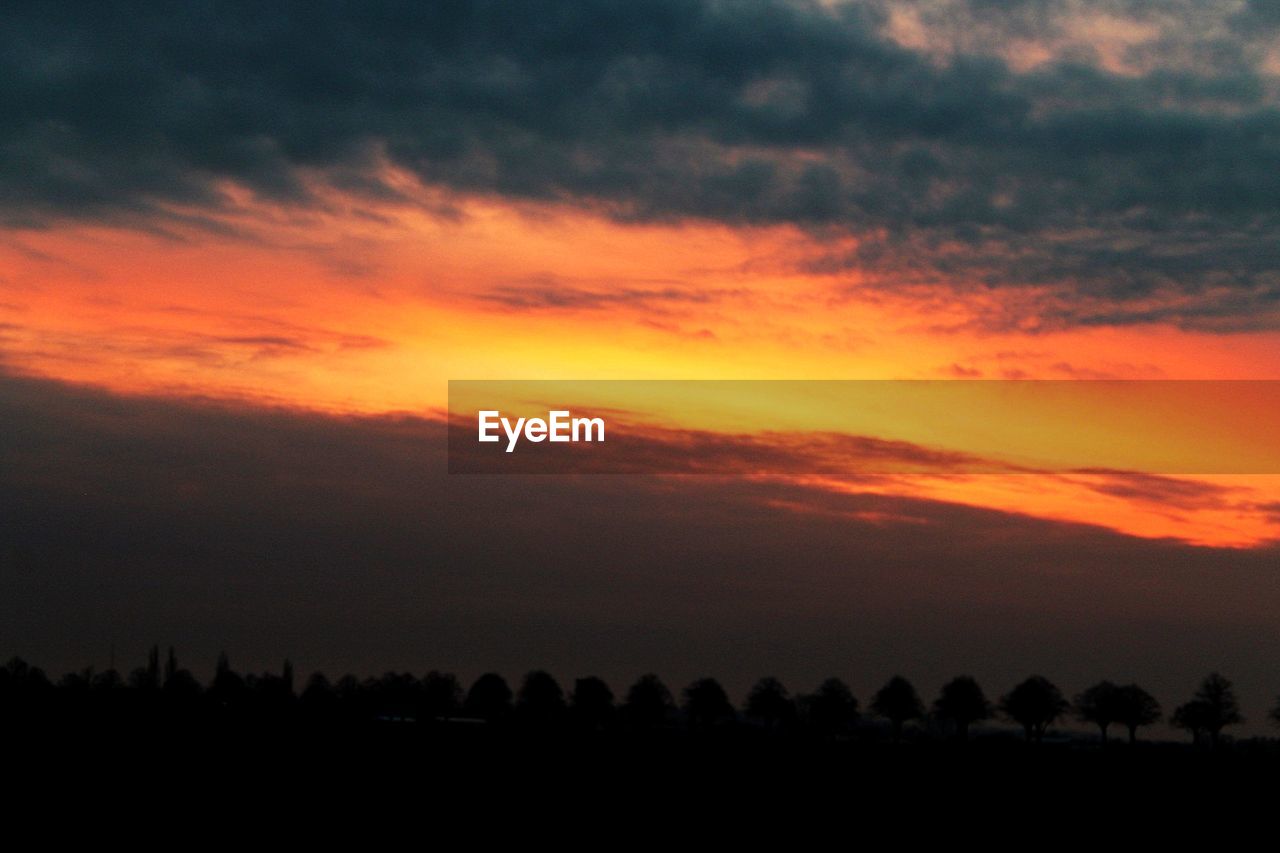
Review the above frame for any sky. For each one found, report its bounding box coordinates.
[3,1,1280,733]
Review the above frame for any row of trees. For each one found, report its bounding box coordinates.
[0,652,1265,746]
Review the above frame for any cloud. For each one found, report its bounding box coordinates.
[475,277,745,313]
[944,362,984,377]
[0,312,390,373]
[1066,469,1242,511]
[5,2,1280,328]
[6,370,1280,728]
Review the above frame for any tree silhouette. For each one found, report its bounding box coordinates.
[92,668,123,691]
[209,652,246,709]
[683,677,735,731]
[163,647,178,686]
[464,672,513,723]
[421,670,463,721]
[623,673,674,731]
[1113,684,1160,744]
[1171,700,1211,743]
[335,673,362,703]
[871,676,924,742]
[129,645,161,691]
[744,677,795,730]
[1074,681,1121,744]
[0,658,51,723]
[1000,676,1068,742]
[800,678,859,737]
[365,671,417,720]
[1173,672,1242,747]
[569,676,614,731]
[517,670,566,727]
[58,668,94,692]
[161,648,201,701]
[11,645,1280,765]
[933,675,992,741]
[300,672,338,715]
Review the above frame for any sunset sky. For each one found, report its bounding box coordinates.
[4,1,1280,731]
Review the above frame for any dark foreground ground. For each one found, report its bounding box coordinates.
[10,717,1280,832]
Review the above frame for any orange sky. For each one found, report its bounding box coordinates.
[4,183,1280,547]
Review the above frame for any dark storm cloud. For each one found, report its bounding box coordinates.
[6,371,1280,732]
[4,1,1280,326]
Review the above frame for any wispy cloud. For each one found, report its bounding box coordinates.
[475,278,747,314]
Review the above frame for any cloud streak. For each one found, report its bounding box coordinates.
[475,278,746,313]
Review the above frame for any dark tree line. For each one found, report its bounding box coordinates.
[0,651,1265,747]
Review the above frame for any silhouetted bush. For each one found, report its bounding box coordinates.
[871,676,924,742]
[1001,676,1068,742]
[933,675,992,741]
[517,670,566,727]
[623,673,675,732]
[798,678,859,737]
[570,676,614,732]
[421,671,463,721]
[6,649,1280,768]
[1114,684,1161,744]
[1173,673,1242,747]
[683,677,735,731]
[1075,681,1121,743]
[745,677,796,730]
[465,672,513,723]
